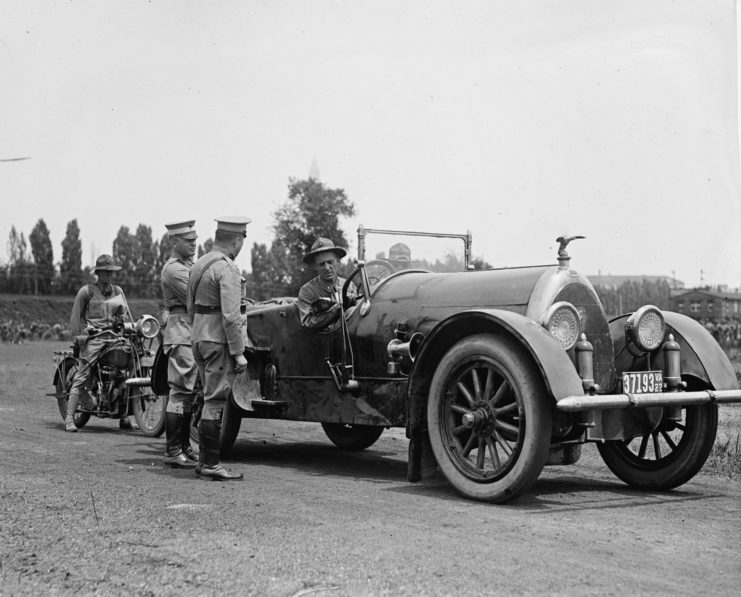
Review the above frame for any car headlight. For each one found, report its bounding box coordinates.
[137,315,161,339]
[625,305,665,353]
[540,301,581,351]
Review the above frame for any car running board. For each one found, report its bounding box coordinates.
[250,399,288,410]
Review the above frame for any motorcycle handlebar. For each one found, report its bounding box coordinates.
[86,321,130,338]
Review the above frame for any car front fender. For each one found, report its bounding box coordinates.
[610,311,738,391]
[407,309,584,435]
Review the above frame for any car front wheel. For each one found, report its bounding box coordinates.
[427,334,551,503]
[597,384,718,491]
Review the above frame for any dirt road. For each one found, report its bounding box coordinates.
[1,342,739,596]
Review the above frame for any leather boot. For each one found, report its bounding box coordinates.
[164,412,196,468]
[181,411,198,462]
[118,395,135,430]
[199,417,242,481]
[65,391,80,432]
[195,424,205,476]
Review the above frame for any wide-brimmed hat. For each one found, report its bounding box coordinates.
[94,254,121,272]
[303,237,347,264]
[388,242,411,263]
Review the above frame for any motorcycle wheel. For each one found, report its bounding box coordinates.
[54,358,91,429]
[130,366,167,437]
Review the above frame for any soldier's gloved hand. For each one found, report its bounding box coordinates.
[85,325,100,334]
[311,297,334,314]
[234,354,248,375]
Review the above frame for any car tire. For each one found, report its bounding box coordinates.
[427,333,551,503]
[219,398,242,458]
[597,394,718,490]
[321,423,384,451]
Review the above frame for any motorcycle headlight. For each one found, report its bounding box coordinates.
[137,315,160,339]
[540,301,581,351]
[625,305,665,353]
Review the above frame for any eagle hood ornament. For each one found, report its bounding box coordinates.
[556,235,585,269]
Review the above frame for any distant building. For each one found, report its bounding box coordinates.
[587,274,683,290]
[670,288,741,323]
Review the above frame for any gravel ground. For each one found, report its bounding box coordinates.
[1,342,739,596]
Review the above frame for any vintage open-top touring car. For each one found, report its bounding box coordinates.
[174,226,741,503]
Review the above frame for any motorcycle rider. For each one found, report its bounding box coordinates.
[160,219,201,468]
[187,216,250,481]
[66,254,134,432]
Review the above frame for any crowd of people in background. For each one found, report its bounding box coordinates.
[0,319,70,343]
[2,313,741,352]
[699,318,741,349]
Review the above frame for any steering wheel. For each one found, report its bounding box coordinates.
[364,259,397,286]
[342,260,398,308]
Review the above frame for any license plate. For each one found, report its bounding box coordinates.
[622,371,663,394]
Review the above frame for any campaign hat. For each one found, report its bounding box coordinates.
[94,254,121,272]
[215,216,251,235]
[388,242,411,263]
[303,237,347,264]
[165,219,198,240]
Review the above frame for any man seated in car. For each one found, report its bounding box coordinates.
[298,237,357,331]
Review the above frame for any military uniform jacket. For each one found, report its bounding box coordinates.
[298,276,357,331]
[69,282,130,335]
[160,256,193,347]
[187,248,246,356]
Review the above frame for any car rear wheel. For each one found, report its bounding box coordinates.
[597,395,718,490]
[187,398,243,458]
[321,423,384,450]
[219,398,242,457]
[427,334,551,503]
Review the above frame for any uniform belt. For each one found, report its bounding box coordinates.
[168,305,187,314]
[194,304,221,315]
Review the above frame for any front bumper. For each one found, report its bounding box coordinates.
[557,389,741,412]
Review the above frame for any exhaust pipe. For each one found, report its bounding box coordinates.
[123,377,152,388]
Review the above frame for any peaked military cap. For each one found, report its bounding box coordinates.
[215,216,251,234]
[303,237,347,264]
[165,219,198,240]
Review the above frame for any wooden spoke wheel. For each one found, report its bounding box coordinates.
[427,334,551,503]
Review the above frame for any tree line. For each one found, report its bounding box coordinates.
[1,178,356,300]
[0,177,686,310]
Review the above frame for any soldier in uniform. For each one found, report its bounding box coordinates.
[160,219,200,468]
[187,216,250,481]
[66,254,134,432]
[387,242,412,270]
[297,237,357,331]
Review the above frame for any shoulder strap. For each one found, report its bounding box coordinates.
[190,253,227,304]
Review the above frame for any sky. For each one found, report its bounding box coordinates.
[1,0,739,288]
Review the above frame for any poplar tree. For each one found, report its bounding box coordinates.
[59,219,83,295]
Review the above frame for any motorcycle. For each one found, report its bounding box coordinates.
[51,313,168,436]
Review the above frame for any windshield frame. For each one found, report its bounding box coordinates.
[356,225,473,271]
